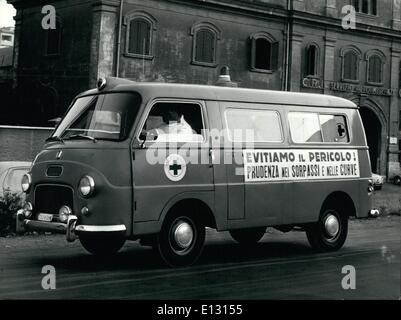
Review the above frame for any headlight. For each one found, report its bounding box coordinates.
[79,175,95,197]
[59,205,72,223]
[21,173,32,192]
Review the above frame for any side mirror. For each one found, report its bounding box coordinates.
[48,117,62,127]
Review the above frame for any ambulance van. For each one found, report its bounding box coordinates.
[17,77,374,266]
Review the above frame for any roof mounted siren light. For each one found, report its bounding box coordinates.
[97,77,107,91]
[215,66,238,87]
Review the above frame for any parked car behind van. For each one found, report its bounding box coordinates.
[0,162,31,198]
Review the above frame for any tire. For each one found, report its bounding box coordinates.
[156,213,205,267]
[229,227,266,245]
[79,233,125,256]
[306,208,348,252]
[394,176,401,186]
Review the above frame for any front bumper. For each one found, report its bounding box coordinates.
[16,210,126,242]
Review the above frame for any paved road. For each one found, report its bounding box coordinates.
[0,216,399,299]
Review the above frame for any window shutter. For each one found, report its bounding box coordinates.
[195,31,204,62]
[377,57,382,82]
[195,29,215,63]
[143,21,151,54]
[129,19,151,55]
[203,30,212,62]
[351,53,357,80]
[343,55,348,80]
[250,38,255,69]
[369,56,375,82]
[271,41,279,71]
[209,32,215,63]
[374,56,382,83]
[344,52,358,80]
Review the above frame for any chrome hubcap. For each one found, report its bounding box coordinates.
[173,221,194,249]
[324,214,340,238]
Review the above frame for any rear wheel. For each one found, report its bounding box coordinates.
[79,233,125,256]
[156,213,205,267]
[394,176,401,186]
[306,208,348,252]
[230,227,266,245]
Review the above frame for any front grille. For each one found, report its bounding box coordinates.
[34,185,73,214]
[46,166,63,177]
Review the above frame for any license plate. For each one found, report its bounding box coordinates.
[38,213,53,222]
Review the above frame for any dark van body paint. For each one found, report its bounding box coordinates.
[19,78,372,265]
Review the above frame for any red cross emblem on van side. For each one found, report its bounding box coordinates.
[169,161,182,176]
[164,154,186,182]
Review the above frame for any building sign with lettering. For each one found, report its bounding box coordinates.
[243,149,360,182]
[302,78,394,97]
[328,82,394,96]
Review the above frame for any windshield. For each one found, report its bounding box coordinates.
[53,92,141,141]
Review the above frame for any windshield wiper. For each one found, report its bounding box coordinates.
[45,136,64,144]
[67,134,97,143]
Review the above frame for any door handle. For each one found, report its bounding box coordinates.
[209,150,215,167]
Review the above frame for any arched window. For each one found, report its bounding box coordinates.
[366,51,384,85]
[250,32,279,72]
[125,11,157,59]
[129,18,151,55]
[341,47,361,82]
[195,29,215,64]
[305,44,319,77]
[45,19,62,56]
[190,22,221,67]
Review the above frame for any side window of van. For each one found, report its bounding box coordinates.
[141,102,204,142]
[319,114,350,143]
[288,112,323,143]
[289,112,350,144]
[225,108,283,142]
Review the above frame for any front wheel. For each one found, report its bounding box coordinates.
[79,233,125,256]
[229,227,266,245]
[156,214,205,267]
[394,176,401,186]
[306,208,348,252]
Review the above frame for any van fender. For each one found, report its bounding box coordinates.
[158,191,224,230]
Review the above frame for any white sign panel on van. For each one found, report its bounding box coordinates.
[243,149,360,182]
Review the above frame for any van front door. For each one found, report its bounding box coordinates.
[132,100,214,230]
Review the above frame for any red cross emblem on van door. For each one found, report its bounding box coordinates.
[164,154,187,182]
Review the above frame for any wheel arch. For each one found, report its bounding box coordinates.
[321,191,356,217]
[159,193,218,229]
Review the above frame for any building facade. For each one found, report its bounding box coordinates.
[5,0,401,178]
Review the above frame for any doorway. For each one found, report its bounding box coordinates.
[359,107,381,173]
